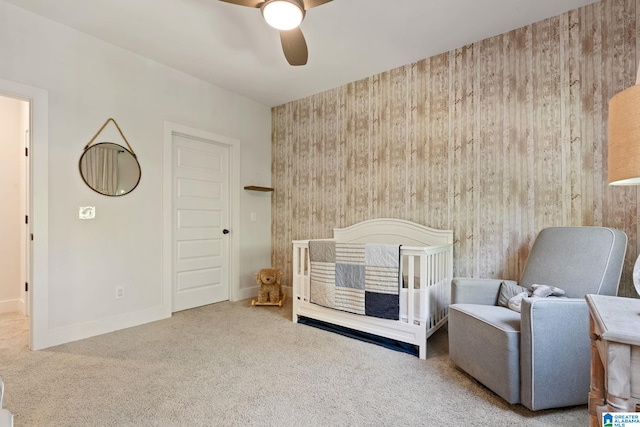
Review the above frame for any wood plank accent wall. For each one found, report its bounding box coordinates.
[272,0,640,297]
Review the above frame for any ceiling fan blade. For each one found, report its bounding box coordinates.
[280,28,308,66]
[218,0,263,8]
[301,0,332,10]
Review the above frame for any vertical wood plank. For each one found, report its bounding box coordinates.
[427,53,450,230]
[476,34,503,278]
[565,9,581,226]
[390,66,410,220]
[323,88,340,233]
[337,85,348,228]
[370,71,387,219]
[345,78,371,225]
[408,59,425,224]
[295,98,311,242]
[502,30,518,277]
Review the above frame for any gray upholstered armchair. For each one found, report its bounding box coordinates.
[448,227,627,411]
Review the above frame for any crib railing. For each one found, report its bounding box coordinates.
[400,245,452,330]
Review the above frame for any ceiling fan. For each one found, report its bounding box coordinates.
[219,0,333,66]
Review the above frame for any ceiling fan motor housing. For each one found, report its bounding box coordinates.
[261,0,306,30]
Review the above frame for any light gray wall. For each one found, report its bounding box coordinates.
[0,0,272,345]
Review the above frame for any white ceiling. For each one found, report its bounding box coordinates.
[5,0,598,107]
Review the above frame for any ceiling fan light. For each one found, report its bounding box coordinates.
[262,0,304,30]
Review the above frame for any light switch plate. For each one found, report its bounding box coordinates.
[79,206,95,219]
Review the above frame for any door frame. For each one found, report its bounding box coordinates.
[162,121,240,316]
[0,78,49,350]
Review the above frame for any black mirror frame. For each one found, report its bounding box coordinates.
[78,142,141,197]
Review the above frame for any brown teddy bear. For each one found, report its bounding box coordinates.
[255,268,283,304]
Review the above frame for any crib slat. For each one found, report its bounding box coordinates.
[407,255,415,325]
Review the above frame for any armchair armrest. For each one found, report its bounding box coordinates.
[451,278,515,305]
[520,297,591,411]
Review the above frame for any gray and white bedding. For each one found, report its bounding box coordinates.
[308,240,401,320]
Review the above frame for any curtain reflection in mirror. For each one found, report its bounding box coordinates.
[80,145,119,195]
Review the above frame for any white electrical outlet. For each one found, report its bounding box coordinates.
[115,286,125,299]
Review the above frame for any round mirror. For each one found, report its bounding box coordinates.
[79,142,141,196]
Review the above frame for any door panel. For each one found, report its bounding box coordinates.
[172,134,230,312]
[177,267,221,292]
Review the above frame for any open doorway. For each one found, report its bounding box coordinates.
[0,78,48,351]
[0,94,30,344]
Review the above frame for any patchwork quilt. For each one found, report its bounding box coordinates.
[308,240,401,320]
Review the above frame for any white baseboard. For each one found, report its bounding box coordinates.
[44,305,169,349]
[235,286,258,302]
[0,299,21,315]
[40,285,290,348]
[234,285,292,302]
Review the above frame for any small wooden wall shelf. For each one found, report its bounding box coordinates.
[244,186,274,192]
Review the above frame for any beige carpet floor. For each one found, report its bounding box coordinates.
[0,298,588,426]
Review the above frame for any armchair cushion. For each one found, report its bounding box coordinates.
[498,282,527,307]
[518,227,626,297]
[449,303,522,404]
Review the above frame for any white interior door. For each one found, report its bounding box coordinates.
[172,134,230,312]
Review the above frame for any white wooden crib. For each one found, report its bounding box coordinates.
[292,218,453,359]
